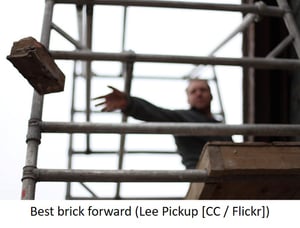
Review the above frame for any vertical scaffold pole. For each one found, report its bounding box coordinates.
[21,0,54,200]
[66,3,84,200]
[115,51,134,198]
[84,4,94,153]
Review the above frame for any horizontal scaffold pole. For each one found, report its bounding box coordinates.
[50,50,300,70]
[40,121,300,136]
[35,169,209,182]
[53,0,284,17]
[34,168,300,183]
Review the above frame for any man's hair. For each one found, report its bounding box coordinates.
[186,78,211,94]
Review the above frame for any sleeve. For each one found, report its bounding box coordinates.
[123,96,184,122]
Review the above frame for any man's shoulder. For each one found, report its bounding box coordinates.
[173,109,207,122]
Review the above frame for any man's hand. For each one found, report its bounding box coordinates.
[92,86,128,112]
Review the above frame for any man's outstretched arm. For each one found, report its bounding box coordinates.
[93,85,183,122]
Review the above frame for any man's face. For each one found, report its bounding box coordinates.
[186,80,212,111]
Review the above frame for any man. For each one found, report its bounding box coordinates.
[93,79,231,169]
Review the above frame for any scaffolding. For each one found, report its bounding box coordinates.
[21,0,300,200]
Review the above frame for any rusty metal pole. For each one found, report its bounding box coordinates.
[21,0,54,200]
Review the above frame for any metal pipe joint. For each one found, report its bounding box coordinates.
[22,166,38,182]
[26,119,42,144]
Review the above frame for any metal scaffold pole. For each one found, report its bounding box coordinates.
[50,51,300,70]
[40,121,300,137]
[53,0,285,17]
[276,0,300,57]
[21,0,55,200]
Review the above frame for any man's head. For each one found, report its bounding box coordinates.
[186,79,212,114]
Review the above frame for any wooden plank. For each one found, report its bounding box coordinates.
[186,142,300,199]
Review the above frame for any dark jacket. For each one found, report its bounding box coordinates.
[123,96,231,169]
